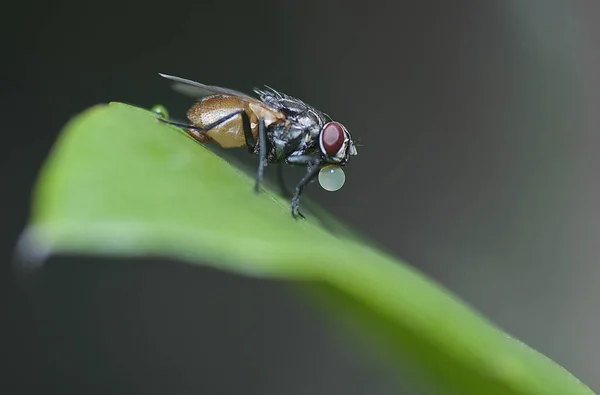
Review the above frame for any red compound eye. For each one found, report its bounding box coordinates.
[320,122,345,156]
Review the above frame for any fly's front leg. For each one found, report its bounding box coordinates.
[288,157,322,219]
[286,155,317,166]
[255,118,267,193]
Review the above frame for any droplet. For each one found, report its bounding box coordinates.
[151,105,169,120]
[318,165,346,192]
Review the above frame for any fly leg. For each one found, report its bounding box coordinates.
[162,112,267,195]
[238,113,266,193]
[291,163,321,219]
[158,111,244,144]
[254,118,267,193]
[286,155,322,219]
[239,112,255,153]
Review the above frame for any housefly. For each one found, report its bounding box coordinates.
[157,73,358,219]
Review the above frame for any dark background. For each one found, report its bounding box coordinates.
[3,1,600,394]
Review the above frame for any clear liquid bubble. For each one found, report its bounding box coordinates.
[151,105,169,120]
[318,165,346,192]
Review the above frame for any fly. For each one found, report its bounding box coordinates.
[157,73,358,219]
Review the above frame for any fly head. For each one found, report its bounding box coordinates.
[318,122,357,165]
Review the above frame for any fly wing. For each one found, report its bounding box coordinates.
[159,73,257,101]
[159,73,287,133]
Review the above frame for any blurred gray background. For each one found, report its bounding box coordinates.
[2,1,599,394]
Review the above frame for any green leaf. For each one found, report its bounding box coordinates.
[19,102,594,395]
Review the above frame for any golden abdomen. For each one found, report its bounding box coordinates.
[186,95,285,148]
[185,95,248,148]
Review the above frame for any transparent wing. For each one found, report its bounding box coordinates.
[158,73,256,100]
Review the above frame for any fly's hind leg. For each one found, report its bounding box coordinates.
[158,112,243,144]
[161,111,268,196]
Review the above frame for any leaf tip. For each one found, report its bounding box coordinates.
[12,225,53,276]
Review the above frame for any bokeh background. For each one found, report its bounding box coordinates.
[3,1,600,394]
